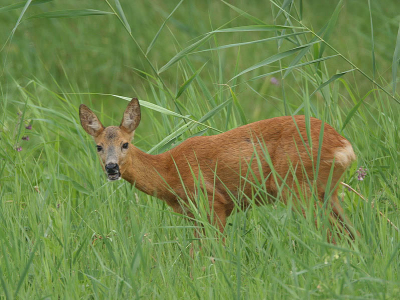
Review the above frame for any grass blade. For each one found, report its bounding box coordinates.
[339,78,358,105]
[0,0,52,13]
[111,94,185,118]
[56,174,91,195]
[158,33,213,74]
[283,44,314,79]
[148,121,193,154]
[146,0,184,55]
[176,62,207,99]
[196,100,230,125]
[310,69,355,97]
[229,42,319,81]
[0,267,10,300]
[303,80,311,148]
[367,0,376,79]
[229,87,247,125]
[193,32,309,54]
[392,24,400,96]
[14,241,40,298]
[249,54,337,82]
[28,9,113,19]
[315,115,325,180]
[221,0,266,25]
[276,0,293,19]
[299,0,303,20]
[341,89,376,131]
[318,0,343,59]
[284,23,330,78]
[214,25,304,33]
[8,0,33,41]
[159,25,305,74]
[384,242,400,273]
[114,0,131,33]
[127,67,157,81]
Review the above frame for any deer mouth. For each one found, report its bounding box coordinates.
[107,171,121,181]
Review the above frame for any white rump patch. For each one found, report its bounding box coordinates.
[334,141,356,167]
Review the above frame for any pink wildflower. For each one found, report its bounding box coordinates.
[270,77,279,85]
[357,167,367,181]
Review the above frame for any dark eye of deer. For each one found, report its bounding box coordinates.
[122,143,129,150]
[96,145,103,152]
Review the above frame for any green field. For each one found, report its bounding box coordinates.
[1,0,400,298]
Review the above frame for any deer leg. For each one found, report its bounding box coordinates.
[282,183,345,243]
[188,194,228,258]
[329,190,360,240]
[207,191,228,235]
[210,204,227,235]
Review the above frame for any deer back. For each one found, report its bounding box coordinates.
[161,115,355,203]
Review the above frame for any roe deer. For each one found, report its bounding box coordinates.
[79,98,359,241]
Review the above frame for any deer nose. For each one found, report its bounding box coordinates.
[105,163,119,174]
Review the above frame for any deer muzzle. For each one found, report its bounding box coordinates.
[105,163,121,181]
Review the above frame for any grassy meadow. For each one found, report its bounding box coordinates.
[1,0,400,298]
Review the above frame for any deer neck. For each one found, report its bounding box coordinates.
[121,146,172,197]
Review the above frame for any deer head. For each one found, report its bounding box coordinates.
[79,98,141,181]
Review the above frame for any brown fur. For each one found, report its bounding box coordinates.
[80,98,359,240]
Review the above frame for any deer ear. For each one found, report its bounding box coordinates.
[79,104,104,137]
[120,98,141,134]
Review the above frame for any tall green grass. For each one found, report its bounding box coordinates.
[1,0,400,298]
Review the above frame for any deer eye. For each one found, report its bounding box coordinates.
[96,145,103,152]
[122,143,129,150]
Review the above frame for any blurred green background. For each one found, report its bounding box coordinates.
[1,0,399,107]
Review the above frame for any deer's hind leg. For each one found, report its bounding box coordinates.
[188,190,228,244]
[207,191,229,235]
[271,179,329,240]
[328,190,360,240]
[279,181,347,243]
